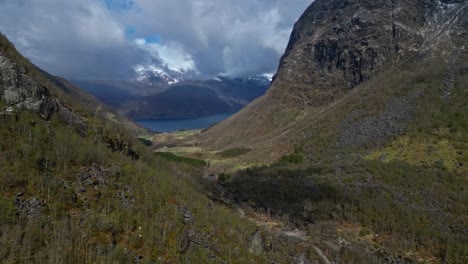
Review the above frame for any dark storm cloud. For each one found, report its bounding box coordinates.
[0,0,312,80]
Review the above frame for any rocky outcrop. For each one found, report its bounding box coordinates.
[276,0,431,107]
[0,52,88,134]
[0,53,59,120]
[14,196,44,220]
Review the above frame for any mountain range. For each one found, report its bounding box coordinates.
[72,73,271,119]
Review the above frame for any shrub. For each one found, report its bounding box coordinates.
[154,152,207,167]
[0,199,16,224]
[280,153,303,164]
[137,137,152,146]
[217,148,251,158]
[218,173,230,183]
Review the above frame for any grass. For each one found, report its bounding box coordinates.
[366,133,465,171]
[217,147,251,158]
[154,152,207,167]
[279,152,304,164]
[0,199,15,225]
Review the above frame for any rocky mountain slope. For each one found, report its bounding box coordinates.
[0,40,148,136]
[73,75,270,119]
[199,0,468,161]
[191,0,467,263]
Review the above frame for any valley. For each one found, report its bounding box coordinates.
[0,0,467,263]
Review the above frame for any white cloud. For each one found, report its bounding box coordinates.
[134,38,198,74]
[0,0,313,79]
[131,0,313,77]
[0,0,133,79]
[73,3,125,48]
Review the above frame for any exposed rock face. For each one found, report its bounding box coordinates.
[276,0,435,107]
[0,53,59,119]
[199,0,468,158]
[0,52,88,133]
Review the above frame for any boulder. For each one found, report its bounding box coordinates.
[249,230,262,256]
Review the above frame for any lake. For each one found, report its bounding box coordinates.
[135,113,233,133]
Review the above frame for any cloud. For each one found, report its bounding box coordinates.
[0,0,143,80]
[134,38,198,74]
[0,0,313,79]
[131,0,313,77]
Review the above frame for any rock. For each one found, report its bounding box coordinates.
[207,174,217,181]
[183,211,193,224]
[134,254,143,263]
[0,55,59,120]
[105,165,122,178]
[0,54,86,132]
[323,240,341,252]
[312,246,331,264]
[337,90,422,147]
[294,254,310,264]
[249,230,262,256]
[78,165,122,187]
[14,196,44,219]
[119,190,128,199]
[280,232,306,243]
[106,137,139,160]
[338,237,351,247]
[179,206,194,225]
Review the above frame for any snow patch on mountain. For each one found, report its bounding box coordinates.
[261,73,274,82]
[133,64,183,85]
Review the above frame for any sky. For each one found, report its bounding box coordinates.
[0,0,312,80]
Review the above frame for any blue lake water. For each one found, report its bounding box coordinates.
[135,113,233,133]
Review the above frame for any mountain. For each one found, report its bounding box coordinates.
[193,0,467,263]
[73,75,271,119]
[134,64,184,86]
[0,33,308,263]
[200,0,468,162]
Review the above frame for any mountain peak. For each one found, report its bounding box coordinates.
[133,64,183,86]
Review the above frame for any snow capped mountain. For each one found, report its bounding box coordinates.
[133,64,183,86]
[132,67,274,88]
[214,74,273,84]
[247,74,273,84]
[133,64,184,86]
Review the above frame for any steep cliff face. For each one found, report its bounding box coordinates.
[0,53,59,120]
[276,0,427,106]
[199,0,468,162]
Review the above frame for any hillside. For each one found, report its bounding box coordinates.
[187,0,468,263]
[72,76,270,119]
[0,33,313,263]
